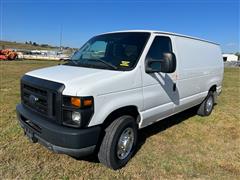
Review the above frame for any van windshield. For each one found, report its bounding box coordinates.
[67,32,150,71]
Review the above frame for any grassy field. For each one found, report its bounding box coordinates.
[0,60,239,179]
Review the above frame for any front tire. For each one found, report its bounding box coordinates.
[98,115,138,170]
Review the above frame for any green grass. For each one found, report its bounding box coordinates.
[0,60,239,179]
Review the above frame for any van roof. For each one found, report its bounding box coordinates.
[100,30,219,45]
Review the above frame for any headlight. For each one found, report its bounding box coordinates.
[62,110,82,127]
[62,96,94,128]
[72,111,81,122]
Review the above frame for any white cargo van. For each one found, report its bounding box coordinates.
[16,30,223,169]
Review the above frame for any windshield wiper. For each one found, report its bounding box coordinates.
[66,58,118,70]
[66,59,79,65]
[88,58,118,70]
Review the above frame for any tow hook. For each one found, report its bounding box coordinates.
[24,129,38,143]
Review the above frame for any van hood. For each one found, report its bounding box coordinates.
[26,65,140,96]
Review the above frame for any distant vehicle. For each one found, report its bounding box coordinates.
[222,54,238,62]
[60,51,77,61]
[20,50,70,61]
[59,56,70,61]
[16,30,224,169]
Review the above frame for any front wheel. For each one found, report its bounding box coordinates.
[98,115,138,170]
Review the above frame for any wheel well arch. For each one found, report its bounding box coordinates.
[101,105,140,129]
[208,85,218,103]
[209,85,217,92]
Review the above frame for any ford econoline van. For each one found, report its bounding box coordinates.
[16,30,223,169]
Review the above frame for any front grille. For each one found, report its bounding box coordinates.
[22,84,49,115]
[21,75,65,122]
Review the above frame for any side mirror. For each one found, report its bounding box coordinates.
[145,52,176,73]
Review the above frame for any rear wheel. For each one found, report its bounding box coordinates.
[197,91,214,116]
[98,115,138,170]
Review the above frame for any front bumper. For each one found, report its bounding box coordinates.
[16,104,101,157]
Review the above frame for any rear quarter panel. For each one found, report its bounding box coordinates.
[174,36,223,112]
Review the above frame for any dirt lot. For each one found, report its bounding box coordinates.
[0,60,239,179]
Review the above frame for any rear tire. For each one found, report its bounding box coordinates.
[98,115,138,170]
[197,91,214,116]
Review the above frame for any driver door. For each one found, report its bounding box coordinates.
[141,35,178,127]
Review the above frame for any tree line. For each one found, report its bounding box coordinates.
[25,41,71,49]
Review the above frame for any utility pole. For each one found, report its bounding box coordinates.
[0,0,3,41]
[59,25,62,52]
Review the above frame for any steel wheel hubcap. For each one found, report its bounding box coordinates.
[117,127,134,160]
[206,96,213,112]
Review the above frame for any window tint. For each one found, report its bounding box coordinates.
[147,36,172,59]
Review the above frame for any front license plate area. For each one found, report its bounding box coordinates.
[24,128,38,143]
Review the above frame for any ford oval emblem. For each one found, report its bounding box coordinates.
[29,94,39,105]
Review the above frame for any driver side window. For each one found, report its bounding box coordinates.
[147,36,172,60]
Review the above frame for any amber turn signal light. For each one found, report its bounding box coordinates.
[71,97,81,107]
[83,99,93,107]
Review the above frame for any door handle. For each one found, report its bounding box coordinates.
[173,83,176,91]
